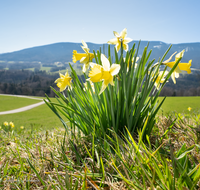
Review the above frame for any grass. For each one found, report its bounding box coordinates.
[0,96,62,131]
[159,96,200,114]
[1,95,199,132]
[0,112,200,189]
[0,95,42,112]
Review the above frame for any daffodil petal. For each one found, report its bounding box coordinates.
[81,40,88,48]
[171,72,176,84]
[59,73,65,78]
[80,56,87,64]
[175,49,185,61]
[82,63,90,73]
[110,64,120,76]
[116,43,121,52]
[120,28,127,39]
[123,37,133,44]
[163,52,177,64]
[55,78,62,83]
[123,43,128,52]
[107,38,118,45]
[82,47,90,54]
[99,80,109,95]
[101,54,110,71]
[113,31,120,38]
[175,72,179,78]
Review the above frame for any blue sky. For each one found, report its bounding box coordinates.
[0,0,200,53]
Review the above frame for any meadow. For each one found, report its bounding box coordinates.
[0,95,62,131]
[1,95,199,130]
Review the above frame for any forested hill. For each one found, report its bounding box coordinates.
[0,41,200,68]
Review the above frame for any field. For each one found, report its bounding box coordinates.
[0,96,200,130]
[159,96,200,113]
[0,95,62,130]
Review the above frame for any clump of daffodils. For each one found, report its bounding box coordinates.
[2,121,15,132]
[49,28,193,139]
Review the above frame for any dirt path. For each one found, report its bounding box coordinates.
[0,94,45,115]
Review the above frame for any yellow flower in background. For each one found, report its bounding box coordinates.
[154,71,169,90]
[55,71,72,92]
[187,107,192,111]
[163,50,192,84]
[9,122,14,128]
[20,126,24,129]
[107,28,133,52]
[72,40,95,73]
[88,54,120,95]
[3,121,8,126]
[0,126,1,129]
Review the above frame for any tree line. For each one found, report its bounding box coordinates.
[0,70,199,97]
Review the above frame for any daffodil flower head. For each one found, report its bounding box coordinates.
[20,126,24,129]
[55,71,72,92]
[88,54,120,95]
[154,71,168,90]
[9,122,14,128]
[3,121,8,126]
[163,50,192,84]
[187,107,192,111]
[72,40,95,73]
[107,28,133,52]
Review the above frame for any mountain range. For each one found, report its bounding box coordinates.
[0,41,199,68]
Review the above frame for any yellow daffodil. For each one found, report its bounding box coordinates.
[88,54,120,95]
[9,122,14,128]
[20,126,24,129]
[107,28,133,52]
[55,71,72,92]
[163,50,192,84]
[0,126,1,129]
[154,71,168,90]
[72,40,95,73]
[187,107,192,111]
[3,121,8,126]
